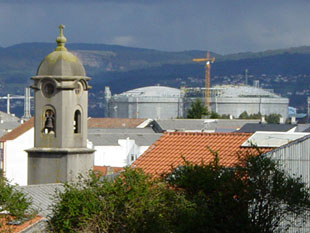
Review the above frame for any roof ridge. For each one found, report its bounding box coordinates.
[165,132,252,136]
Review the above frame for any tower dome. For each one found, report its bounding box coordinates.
[36,25,85,76]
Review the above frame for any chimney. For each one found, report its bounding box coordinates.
[291,116,296,124]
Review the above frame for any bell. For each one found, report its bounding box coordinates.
[45,116,54,130]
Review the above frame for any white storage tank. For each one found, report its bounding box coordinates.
[106,86,184,119]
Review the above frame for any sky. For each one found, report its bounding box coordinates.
[0,0,309,54]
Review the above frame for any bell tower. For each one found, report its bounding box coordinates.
[27,25,94,184]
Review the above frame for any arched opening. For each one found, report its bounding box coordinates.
[43,109,55,134]
[74,110,81,134]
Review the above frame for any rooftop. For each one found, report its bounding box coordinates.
[88,118,148,128]
[36,25,85,77]
[212,85,280,98]
[88,128,161,146]
[16,183,64,217]
[242,131,310,147]
[238,123,297,133]
[0,118,33,141]
[133,132,274,176]
[154,119,261,132]
[117,86,182,98]
[0,215,44,233]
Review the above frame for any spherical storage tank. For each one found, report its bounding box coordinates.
[209,85,289,119]
[107,86,184,119]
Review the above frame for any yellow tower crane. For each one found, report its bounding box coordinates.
[192,51,215,109]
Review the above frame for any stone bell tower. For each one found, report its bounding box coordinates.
[27,25,94,184]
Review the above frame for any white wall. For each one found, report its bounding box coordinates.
[267,136,310,233]
[93,138,147,167]
[4,128,34,185]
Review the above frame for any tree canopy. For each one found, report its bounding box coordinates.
[49,168,193,233]
[165,155,310,232]
[186,99,208,119]
[0,169,35,228]
[265,113,282,124]
[49,155,310,233]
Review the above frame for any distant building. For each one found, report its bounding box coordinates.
[208,85,289,119]
[105,86,184,119]
[105,85,289,120]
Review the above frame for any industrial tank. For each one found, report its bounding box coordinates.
[209,85,289,119]
[106,86,184,119]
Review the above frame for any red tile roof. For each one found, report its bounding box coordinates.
[88,118,147,128]
[133,132,274,176]
[0,215,44,232]
[0,118,34,141]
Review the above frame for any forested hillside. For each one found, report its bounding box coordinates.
[1,42,310,116]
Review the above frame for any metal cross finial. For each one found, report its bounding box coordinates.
[55,24,67,51]
[58,24,65,36]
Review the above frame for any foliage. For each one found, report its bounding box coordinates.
[49,156,310,233]
[0,169,34,225]
[250,112,262,119]
[186,99,208,119]
[236,154,310,232]
[239,111,262,119]
[165,154,310,233]
[165,156,252,233]
[209,111,221,119]
[239,111,249,119]
[49,168,193,233]
[239,111,282,123]
[265,113,282,124]
[220,114,231,119]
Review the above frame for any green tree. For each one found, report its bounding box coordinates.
[239,111,249,119]
[265,113,281,124]
[49,156,310,233]
[165,156,251,233]
[249,112,262,119]
[49,168,193,233]
[186,99,208,119]
[0,170,35,225]
[165,154,310,232]
[209,111,220,119]
[236,154,310,232]
[239,111,263,119]
[220,114,230,119]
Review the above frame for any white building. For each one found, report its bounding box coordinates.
[0,118,160,185]
[0,118,34,185]
[88,128,161,167]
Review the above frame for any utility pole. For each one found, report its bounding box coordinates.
[0,88,33,117]
[193,51,215,109]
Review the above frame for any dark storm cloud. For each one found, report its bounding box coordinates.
[0,0,309,54]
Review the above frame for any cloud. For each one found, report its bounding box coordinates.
[111,36,136,46]
[0,0,309,54]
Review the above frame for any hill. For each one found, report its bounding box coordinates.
[1,42,310,116]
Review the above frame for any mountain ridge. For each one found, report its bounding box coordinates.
[0,42,310,115]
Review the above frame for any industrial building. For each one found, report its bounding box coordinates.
[105,86,184,119]
[104,84,289,120]
[208,85,289,119]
